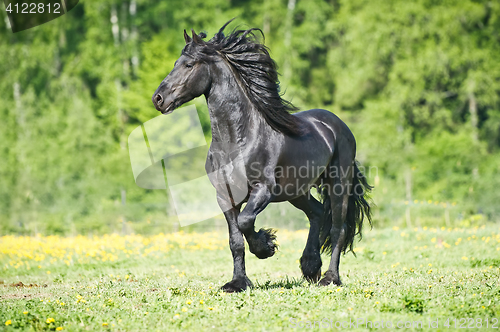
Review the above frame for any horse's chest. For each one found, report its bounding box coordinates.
[206,146,250,204]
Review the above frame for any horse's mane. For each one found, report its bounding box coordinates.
[183,20,304,136]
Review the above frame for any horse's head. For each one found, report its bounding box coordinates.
[152,29,212,114]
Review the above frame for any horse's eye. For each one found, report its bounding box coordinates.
[185,63,193,68]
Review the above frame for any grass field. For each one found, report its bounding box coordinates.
[1,225,499,331]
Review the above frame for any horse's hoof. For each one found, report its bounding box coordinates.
[304,269,321,283]
[318,272,341,287]
[318,277,331,287]
[308,269,322,283]
[221,277,253,293]
[250,228,277,259]
[300,253,322,282]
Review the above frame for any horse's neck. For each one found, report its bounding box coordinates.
[205,62,266,145]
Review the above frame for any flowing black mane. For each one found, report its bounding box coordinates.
[183,21,303,136]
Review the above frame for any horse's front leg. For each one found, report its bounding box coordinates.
[219,199,253,293]
[290,194,323,282]
[238,183,277,259]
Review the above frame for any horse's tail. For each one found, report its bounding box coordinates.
[319,161,373,254]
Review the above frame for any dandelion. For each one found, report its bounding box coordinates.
[56,327,63,331]
[102,323,108,327]
[46,318,55,324]
[208,307,214,310]
[23,311,28,315]
[186,300,192,305]
[199,300,204,304]
[5,320,12,326]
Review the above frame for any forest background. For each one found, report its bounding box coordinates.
[1,0,499,235]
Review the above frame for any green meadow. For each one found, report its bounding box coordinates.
[1,225,499,331]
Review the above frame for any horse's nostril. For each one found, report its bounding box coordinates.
[155,94,163,105]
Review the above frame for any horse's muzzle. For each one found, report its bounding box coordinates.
[153,93,163,108]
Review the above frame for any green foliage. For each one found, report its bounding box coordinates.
[401,291,426,314]
[0,0,499,234]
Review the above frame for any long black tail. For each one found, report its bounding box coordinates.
[319,161,373,255]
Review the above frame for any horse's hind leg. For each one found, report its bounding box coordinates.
[319,192,349,286]
[319,153,354,286]
[290,194,323,282]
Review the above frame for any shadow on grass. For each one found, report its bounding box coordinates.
[254,276,305,290]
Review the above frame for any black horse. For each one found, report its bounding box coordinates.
[152,21,372,293]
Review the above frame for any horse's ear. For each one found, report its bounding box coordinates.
[184,29,192,44]
[191,29,203,44]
